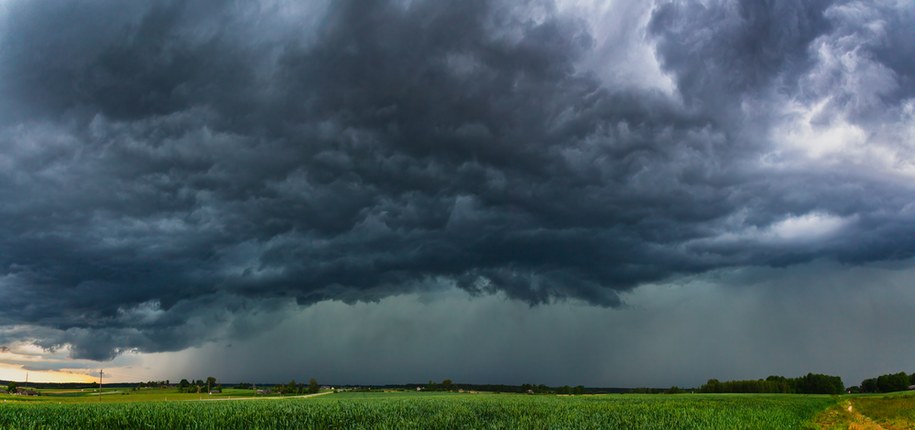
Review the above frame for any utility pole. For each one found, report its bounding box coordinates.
[99,369,103,402]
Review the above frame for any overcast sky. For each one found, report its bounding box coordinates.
[0,0,913,387]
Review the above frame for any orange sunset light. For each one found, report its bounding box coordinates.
[0,363,96,384]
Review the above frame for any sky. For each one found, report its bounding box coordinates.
[0,0,913,387]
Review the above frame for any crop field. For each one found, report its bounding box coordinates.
[0,391,841,429]
[815,391,915,429]
[3,388,274,404]
[852,394,915,428]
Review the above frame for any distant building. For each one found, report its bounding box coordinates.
[908,385,915,390]
[256,389,271,395]
[14,388,38,396]
[208,388,222,394]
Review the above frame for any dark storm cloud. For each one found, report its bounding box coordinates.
[0,0,913,360]
[649,0,833,108]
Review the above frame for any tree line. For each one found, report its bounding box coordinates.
[175,377,220,393]
[176,377,319,394]
[134,380,170,389]
[853,371,914,393]
[231,379,319,394]
[417,380,589,395]
[699,373,844,394]
[270,378,320,395]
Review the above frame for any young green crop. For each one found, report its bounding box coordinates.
[0,392,836,429]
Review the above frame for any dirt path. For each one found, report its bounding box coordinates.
[189,391,334,402]
[815,400,887,430]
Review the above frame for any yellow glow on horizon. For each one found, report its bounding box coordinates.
[0,362,96,384]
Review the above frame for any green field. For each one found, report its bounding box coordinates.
[0,390,843,429]
[852,392,915,427]
[815,391,915,429]
[3,387,278,404]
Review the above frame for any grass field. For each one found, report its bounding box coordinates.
[852,392,915,428]
[1,387,278,404]
[815,391,915,429]
[0,390,842,429]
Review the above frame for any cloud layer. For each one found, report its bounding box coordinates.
[0,0,913,361]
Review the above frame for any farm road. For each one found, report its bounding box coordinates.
[191,391,334,402]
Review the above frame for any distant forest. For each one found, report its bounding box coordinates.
[699,373,845,394]
[852,371,915,393]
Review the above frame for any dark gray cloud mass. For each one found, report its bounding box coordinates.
[0,0,913,362]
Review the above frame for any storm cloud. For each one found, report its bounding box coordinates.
[0,0,913,363]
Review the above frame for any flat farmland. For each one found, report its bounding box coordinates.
[0,391,841,429]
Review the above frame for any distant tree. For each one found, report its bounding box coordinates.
[700,379,720,393]
[442,379,453,391]
[764,376,791,393]
[876,372,909,393]
[285,379,297,395]
[700,374,842,394]
[666,386,683,394]
[876,375,890,392]
[206,377,217,393]
[573,385,584,395]
[7,382,16,393]
[308,378,319,394]
[860,372,914,393]
[794,373,844,394]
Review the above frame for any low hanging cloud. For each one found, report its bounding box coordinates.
[0,0,913,360]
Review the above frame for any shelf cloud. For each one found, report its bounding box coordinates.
[0,0,913,370]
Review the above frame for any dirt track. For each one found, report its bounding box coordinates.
[190,391,334,402]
